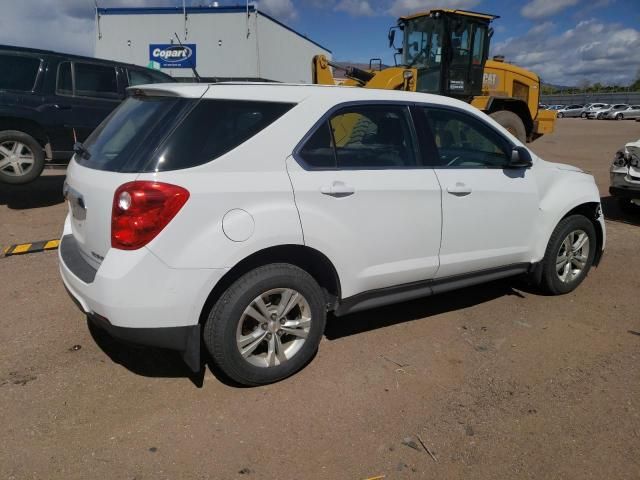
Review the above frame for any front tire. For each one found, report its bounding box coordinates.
[557,112,564,118]
[616,113,623,120]
[538,215,596,295]
[489,110,526,143]
[204,264,326,386]
[0,130,45,185]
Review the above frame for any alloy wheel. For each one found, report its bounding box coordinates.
[0,140,35,177]
[556,229,590,283]
[236,288,311,368]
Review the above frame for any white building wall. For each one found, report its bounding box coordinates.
[94,9,330,82]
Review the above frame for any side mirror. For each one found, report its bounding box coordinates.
[509,146,533,168]
[388,28,396,48]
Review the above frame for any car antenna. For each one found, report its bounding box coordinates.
[174,32,202,83]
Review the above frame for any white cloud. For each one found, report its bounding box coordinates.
[520,0,579,20]
[257,0,298,21]
[492,19,640,85]
[335,0,375,16]
[387,0,480,18]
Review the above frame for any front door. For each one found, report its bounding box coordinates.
[414,105,540,278]
[286,103,442,298]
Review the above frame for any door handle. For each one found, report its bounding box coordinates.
[320,181,355,197]
[446,183,472,196]
[53,104,72,110]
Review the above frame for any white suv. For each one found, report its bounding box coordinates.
[59,83,605,385]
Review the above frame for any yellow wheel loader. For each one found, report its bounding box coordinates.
[313,9,556,142]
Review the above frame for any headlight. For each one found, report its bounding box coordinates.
[613,150,627,167]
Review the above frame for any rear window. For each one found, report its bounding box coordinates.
[0,54,41,91]
[77,97,294,172]
[127,68,173,86]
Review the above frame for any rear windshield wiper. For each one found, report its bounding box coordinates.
[73,142,91,160]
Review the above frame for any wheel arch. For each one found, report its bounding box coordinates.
[0,117,49,148]
[198,244,342,325]
[560,202,604,267]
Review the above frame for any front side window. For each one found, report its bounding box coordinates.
[419,107,511,168]
[0,54,41,91]
[74,62,119,99]
[298,104,417,169]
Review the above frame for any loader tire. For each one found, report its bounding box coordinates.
[489,110,526,143]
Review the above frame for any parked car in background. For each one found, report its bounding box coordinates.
[610,138,640,211]
[548,105,565,110]
[581,103,608,118]
[59,83,605,385]
[0,44,175,184]
[556,104,584,118]
[586,104,613,119]
[591,104,628,120]
[607,105,640,120]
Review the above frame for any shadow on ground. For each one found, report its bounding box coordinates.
[325,278,527,340]
[0,173,66,209]
[88,319,206,387]
[601,195,640,227]
[88,277,530,386]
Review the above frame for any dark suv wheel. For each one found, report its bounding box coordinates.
[0,130,45,184]
[204,264,326,386]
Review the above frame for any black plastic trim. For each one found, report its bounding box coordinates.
[334,263,530,316]
[88,313,201,372]
[60,234,97,283]
[610,186,640,199]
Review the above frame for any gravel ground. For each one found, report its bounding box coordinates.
[1,119,639,480]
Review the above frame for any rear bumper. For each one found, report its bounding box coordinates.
[58,216,227,371]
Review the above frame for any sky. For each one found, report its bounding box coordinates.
[1,0,639,86]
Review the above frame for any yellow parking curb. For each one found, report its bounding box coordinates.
[3,239,60,257]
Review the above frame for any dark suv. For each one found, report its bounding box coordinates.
[0,45,175,184]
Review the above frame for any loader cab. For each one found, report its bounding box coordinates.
[394,10,496,100]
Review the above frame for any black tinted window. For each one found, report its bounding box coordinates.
[298,122,336,168]
[75,62,119,98]
[78,96,187,171]
[57,62,72,95]
[127,68,172,86]
[420,107,511,168]
[0,54,40,91]
[150,100,294,171]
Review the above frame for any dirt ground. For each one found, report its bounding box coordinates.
[1,119,639,480]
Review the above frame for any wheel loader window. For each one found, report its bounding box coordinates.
[419,107,510,168]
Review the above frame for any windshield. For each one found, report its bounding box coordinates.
[403,17,444,69]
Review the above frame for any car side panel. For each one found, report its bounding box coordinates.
[531,161,604,261]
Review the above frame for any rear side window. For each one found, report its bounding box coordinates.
[298,104,417,169]
[151,100,294,171]
[78,97,293,172]
[0,54,41,91]
[74,62,119,99]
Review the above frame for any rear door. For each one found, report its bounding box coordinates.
[286,103,442,298]
[413,105,539,278]
[48,61,124,154]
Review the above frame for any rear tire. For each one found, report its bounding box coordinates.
[616,113,623,120]
[203,264,326,386]
[580,112,587,118]
[0,130,45,185]
[489,110,526,143]
[537,215,596,295]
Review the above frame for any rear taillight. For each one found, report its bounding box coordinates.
[111,181,189,250]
